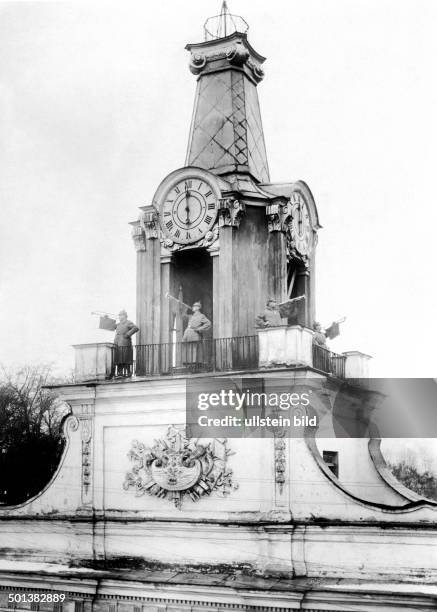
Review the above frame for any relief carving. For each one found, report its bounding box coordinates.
[123,426,238,509]
[160,226,219,253]
[274,437,286,495]
[79,404,94,505]
[81,420,92,497]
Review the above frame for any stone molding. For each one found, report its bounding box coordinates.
[187,34,265,85]
[1,573,437,611]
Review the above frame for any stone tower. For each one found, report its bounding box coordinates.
[131,2,320,360]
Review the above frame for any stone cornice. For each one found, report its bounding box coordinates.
[186,32,265,84]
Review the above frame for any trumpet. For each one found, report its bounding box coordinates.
[165,292,192,311]
[91,310,118,318]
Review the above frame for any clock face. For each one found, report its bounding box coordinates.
[159,176,218,245]
[289,192,312,256]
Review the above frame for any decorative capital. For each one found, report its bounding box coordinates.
[218,198,245,228]
[266,202,283,233]
[141,210,159,240]
[186,32,266,85]
[266,200,291,233]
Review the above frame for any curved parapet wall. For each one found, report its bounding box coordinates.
[368,438,432,503]
[0,413,82,516]
[306,430,437,512]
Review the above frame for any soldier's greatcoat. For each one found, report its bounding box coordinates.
[255,307,282,328]
[182,312,211,342]
[114,320,139,365]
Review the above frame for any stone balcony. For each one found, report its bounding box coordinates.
[73,326,371,383]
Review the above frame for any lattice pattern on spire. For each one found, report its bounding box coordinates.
[186,70,269,182]
[204,1,249,41]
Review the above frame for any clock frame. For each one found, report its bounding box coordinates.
[158,173,219,245]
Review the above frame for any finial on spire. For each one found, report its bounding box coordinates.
[204,1,249,41]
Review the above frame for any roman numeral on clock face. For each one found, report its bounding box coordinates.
[207,202,215,210]
[174,186,181,194]
[164,211,171,217]
[166,220,173,230]
[185,180,192,189]
[205,215,212,224]
[175,229,180,238]
[205,190,212,198]
[186,231,191,240]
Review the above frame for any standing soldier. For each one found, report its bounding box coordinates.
[114,310,139,378]
[255,298,283,328]
[313,321,327,347]
[182,302,211,367]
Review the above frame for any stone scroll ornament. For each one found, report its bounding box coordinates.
[123,426,237,509]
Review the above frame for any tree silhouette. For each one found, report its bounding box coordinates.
[389,460,437,501]
[0,365,69,506]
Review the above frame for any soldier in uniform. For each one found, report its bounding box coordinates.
[313,321,327,347]
[255,298,283,328]
[182,302,211,367]
[114,310,139,378]
[182,302,211,341]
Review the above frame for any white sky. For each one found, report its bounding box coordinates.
[1,0,436,377]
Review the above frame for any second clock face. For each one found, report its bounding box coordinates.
[160,176,218,245]
[289,192,312,256]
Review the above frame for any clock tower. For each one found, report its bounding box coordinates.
[131,2,320,358]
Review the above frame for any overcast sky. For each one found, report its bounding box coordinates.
[1,0,436,377]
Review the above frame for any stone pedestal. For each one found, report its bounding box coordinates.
[258,325,314,368]
[343,350,372,378]
[73,342,114,382]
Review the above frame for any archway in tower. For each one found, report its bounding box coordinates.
[170,248,213,342]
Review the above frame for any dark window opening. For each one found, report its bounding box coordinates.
[323,450,339,478]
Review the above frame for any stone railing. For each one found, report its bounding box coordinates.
[72,342,114,382]
[72,332,371,382]
[257,326,371,378]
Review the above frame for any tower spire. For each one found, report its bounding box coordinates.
[220,1,229,38]
[186,9,269,183]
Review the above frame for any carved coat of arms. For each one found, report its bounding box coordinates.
[123,426,237,509]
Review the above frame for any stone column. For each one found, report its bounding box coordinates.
[212,228,233,339]
[160,251,172,344]
[131,209,161,346]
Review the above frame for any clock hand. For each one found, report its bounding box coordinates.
[185,189,191,225]
[297,203,303,235]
